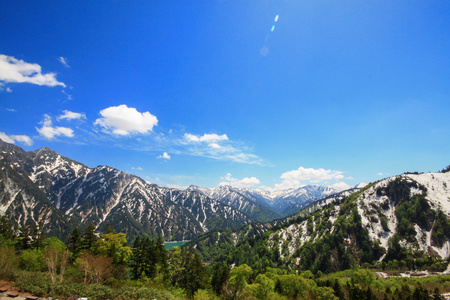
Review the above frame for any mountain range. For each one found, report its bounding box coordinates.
[0,140,341,241]
[189,170,450,271]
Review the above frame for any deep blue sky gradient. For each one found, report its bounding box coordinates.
[1,0,449,189]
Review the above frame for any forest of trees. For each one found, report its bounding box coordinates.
[1,215,449,299]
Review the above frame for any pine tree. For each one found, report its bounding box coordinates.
[67,227,81,257]
[130,236,142,280]
[211,261,230,296]
[31,221,45,249]
[17,223,31,250]
[0,216,15,240]
[81,224,98,253]
[156,235,169,279]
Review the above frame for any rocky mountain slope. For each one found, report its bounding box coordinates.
[186,185,282,222]
[192,171,450,273]
[191,184,342,219]
[0,140,252,241]
[187,185,365,261]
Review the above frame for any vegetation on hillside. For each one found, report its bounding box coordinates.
[189,178,450,278]
[1,214,450,299]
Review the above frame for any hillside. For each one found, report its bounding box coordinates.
[187,185,282,222]
[0,140,252,241]
[189,183,343,221]
[193,171,450,273]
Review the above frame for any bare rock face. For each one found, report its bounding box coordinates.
[0,140,252,241]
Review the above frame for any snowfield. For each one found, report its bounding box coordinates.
[357,172,450,260]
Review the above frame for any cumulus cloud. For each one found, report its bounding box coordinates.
[275,166,345,190]
[6,87,12,93]
[58,57,69,67]
[0,54,66,87]
[57,110,86,121]
[219,173,261,188]
[36,114,74,139]
[0,132,33,146]
[157,152,171,160]
[94,105,158,135]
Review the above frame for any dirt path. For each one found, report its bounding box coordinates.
[0,280,41,300]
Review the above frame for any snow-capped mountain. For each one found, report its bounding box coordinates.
[190,170,450,271]
[192,184,342,218]
[262,171,450,269]
[188,185,282,222]
[0,140,252,241]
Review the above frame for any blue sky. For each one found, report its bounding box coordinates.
[1,0,449,190]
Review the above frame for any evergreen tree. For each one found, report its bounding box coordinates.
[17,223,31,250]
[104,223,116,234]
[211,261,230,296]
[81,224,98,252]
[0,216,15,240]
[31,221,45,249]
[156,235,169,279]
[184,252,209,296]
[143,237,157,278]
[130,236,142,280]
[67,227,81,257]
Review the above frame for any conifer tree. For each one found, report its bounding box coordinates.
[17,223,31,250]
[67,227,81,257]
[31,221,45,249]
[130,236,142,280]
[81,224,98,253]
[0,216,15,240]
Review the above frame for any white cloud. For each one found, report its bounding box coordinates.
[11,135,33,146]
[184,133,228,143]
[6,87,12,93]
[332,182,351,191]
[0,132,15,144]
[158,152,171,160]
[94,105,158,135]
[219,173,261,188]
[209,143,221,149]
[58,57,69,67]
[57,110,86,121]
[0,132,33,146]
[0,54,66,87]
[5,108,15,112]
[132,167,144,171]
[36,114,74,139]
[275,166,345,190]
[180,132,265,165]
[62,89,73,100]
[377,172,384,176]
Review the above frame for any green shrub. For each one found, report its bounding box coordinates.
[0,246,19,280]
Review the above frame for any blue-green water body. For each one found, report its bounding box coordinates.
[164,241,189,250]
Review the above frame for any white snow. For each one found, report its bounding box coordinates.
[406,172,450,215]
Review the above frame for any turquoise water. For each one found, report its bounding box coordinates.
[164,241,189,250]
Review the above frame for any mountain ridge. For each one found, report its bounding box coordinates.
[188,170,450,272]
[0,140,253,241]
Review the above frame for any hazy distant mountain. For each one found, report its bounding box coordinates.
[193,184,341,218]
[0,140,252,241]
